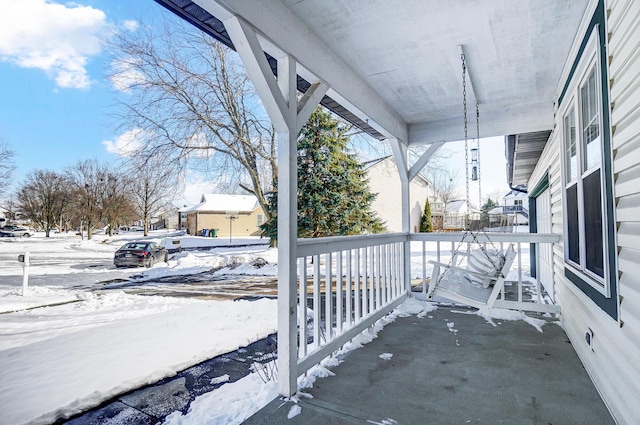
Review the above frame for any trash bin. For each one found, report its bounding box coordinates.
[210,228,218,238]
[202,229,209,237]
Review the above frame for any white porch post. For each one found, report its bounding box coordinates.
[390,138,411,291]
[223,16,328,397]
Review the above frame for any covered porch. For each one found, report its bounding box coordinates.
[150,0,622,422]
[244,304,614,424]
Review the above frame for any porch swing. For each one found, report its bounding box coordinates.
[426,52,517,314]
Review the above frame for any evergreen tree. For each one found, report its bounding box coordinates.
[419,198,433,232]
[262,108,385,242]
[481,197,499,214]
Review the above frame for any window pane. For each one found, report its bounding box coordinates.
[564,108,577,182]
[584,170,604,278]
[581,67,601,171]
[567,183,580,264]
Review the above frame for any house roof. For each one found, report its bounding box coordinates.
[154,0,590,146]
[185,194,260,213]
[505,131,552,187]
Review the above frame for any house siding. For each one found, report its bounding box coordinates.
[527,1,640,423]
[367,158,431,233]
[186,209,263,237]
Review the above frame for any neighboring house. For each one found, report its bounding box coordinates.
[443,200,479,231]
[366,156,432,233]
[492,189,529,226]
[183,194,266,238]
[177,206,189,230]
[151,207,180,230]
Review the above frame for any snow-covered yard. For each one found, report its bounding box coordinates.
[0,231,281,425]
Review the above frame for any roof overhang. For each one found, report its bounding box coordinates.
[505,131,552,187]
[154,0,590,147]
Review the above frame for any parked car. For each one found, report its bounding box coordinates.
[0,227,32,237]
[114,241,168,268]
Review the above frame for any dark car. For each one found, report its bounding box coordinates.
[114,241,168,268]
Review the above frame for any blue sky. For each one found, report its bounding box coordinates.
[0,0,170,194]
[0,0,509,206]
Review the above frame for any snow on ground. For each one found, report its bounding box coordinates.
[0,231,544,425]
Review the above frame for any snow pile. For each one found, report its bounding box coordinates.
[479,308,551,332]
[0,286,80,313]
[163,372,279,425]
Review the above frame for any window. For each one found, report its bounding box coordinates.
[560,27,609,294]
[256,214,264,226]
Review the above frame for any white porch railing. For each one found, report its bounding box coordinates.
[294,233,409,377]
[284,231,561,392]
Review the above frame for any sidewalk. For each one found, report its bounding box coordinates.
[60,334,277,425]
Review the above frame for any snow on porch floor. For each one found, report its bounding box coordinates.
[244,305,614,425]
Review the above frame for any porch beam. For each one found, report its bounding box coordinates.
[193,0,408,142]
[408,102,554,145]
[390,138,412,292]
[408,142,444,182]
[223,16,289,131]
[225,15,333,397]
[296,81,329,133]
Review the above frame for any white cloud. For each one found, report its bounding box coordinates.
[109,57,146,92]
[103,128,147,157]
[123,20,139,32]
[0,0,109,89]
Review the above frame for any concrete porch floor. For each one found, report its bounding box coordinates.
[244,305,614,424]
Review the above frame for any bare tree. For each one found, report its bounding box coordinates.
[102,170,137,236]
[426,167,460,213]
[107,17,277,219]
[66,159,109,240]
[0,141,15,199]
[127,157,175,237]
[17,170,69,237]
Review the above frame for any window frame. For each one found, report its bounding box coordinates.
[559,25,611,297]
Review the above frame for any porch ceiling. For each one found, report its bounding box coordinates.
[155,0,589,145]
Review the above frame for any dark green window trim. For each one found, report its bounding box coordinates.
[559,0,618,321]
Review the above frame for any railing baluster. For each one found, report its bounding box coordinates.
[346,249,352,327]
[370,245,376,310]
[354,247,361,322]
[375,245,381,310]
[326,252,333,339]
[298,257,307,357]
[362,247,368,317]
[382,244,389,304]
[313,254,321,348]
[517,242,522,303]
[422,240,427,294]
[336,250,343,334]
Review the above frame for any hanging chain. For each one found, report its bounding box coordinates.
[462,53,470,226]
[476,102,481,210]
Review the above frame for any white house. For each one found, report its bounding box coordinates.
[156,1,637,422]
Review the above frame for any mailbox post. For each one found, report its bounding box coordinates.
[18,252,30,296]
